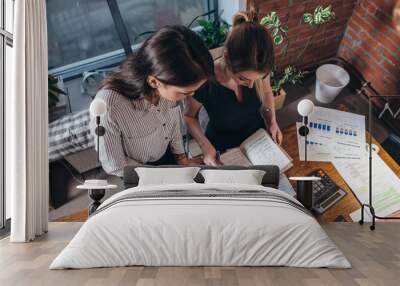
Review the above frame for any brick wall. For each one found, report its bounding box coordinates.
[247,0,357,69]
[338,0,400,95]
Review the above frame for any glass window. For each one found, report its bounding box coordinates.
[2,0,14,225]
[46,0,124,69]
[5,0,14,33]
[0,39,3,228]
[0,1,2,28]
[117,0,208,44]
[5,44,11,220]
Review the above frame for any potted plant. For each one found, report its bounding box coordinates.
[197,16,230,59]
[48,74,66,109]
[270,66,304,109]
[260,5,335,109]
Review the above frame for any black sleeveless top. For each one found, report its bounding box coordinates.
[194,82,265,152]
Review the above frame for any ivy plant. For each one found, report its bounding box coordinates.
[303,5,335,26]
[260,11,288,45]
[259,5,335,94]
[270,66,304,94]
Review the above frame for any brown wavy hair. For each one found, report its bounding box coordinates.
[224,8,275,74]
[100,25,214,99]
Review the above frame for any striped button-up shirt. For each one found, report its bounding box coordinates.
[91,89,185,177]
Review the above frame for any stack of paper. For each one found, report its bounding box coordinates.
[333,149,400,220]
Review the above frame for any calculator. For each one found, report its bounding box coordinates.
[307,169,347,215]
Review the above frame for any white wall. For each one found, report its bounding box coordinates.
[219,0,246,24]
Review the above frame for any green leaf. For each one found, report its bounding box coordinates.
[274,16,281,26]
[260,11,281,28]
[280,24,288,33]
[323,5,332,13]
[271,12,278,23]
[315,5,323,14]
[260,16,271,26]
[197,19,208,27]
[314,12,322,24]
[197,18,229,49]
[272,28,279,37]
[321,11,329,17]
[273,34,283,45]
[303,13,313,23]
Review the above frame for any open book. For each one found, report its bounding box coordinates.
[220,129,293,173]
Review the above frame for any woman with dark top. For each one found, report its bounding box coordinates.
[185,9,283,166]
[92,26,213,177]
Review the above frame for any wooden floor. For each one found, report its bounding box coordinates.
[0,222,399,286]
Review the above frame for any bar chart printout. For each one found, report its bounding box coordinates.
[298,107,366,161]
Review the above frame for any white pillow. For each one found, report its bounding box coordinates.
[200,169,266,185]
[135,167,201,186]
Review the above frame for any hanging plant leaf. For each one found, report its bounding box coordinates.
[314,12,322,25]
[280,24,289,33]
[315,5,323,14]
[304,5,334,26]
[273,34,284,45]
[272,27,279,37]
[271,12,278,25]
[260,15,274,28]
[303,13,313,23]
[322,6,332,16]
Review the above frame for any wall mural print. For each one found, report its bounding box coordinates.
[47,1,400,230]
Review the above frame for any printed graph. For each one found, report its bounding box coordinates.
[335,126,358,137]
[309,122,331,132]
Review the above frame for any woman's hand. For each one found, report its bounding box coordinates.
[268,120,283,145]
[202,146,223,166]
[175,154,203,166]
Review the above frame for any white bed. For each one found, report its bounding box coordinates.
[50,183,350,269]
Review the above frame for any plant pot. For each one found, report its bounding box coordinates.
[209,46,223,60]
[274,88,287,110]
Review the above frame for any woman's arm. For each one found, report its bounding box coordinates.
[169,105,203,165]
[258,76,283,144]
[184,97,222,166]
[94,106,140,177]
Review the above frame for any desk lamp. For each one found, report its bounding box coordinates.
[90,98,107,163]
[80,98,116,216]
[297,99,314,162]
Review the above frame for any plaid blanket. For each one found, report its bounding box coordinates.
[48,109,94,161]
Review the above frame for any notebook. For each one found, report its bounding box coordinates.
[220,129,293,173]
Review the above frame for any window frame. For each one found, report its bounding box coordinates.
[0,0,13,230]
[49,0,217,80]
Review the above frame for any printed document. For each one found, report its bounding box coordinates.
[333,149,400,219]
[297,107,366,161]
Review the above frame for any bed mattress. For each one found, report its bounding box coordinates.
[50,183,350,269]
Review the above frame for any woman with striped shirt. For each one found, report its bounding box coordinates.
[93,26,214,177]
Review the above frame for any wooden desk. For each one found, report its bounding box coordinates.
[55,121,400,223]
[282,124,400,222]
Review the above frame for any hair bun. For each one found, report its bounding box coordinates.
[232,8,259,27]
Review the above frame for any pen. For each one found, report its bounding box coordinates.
[216,150,221,161]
